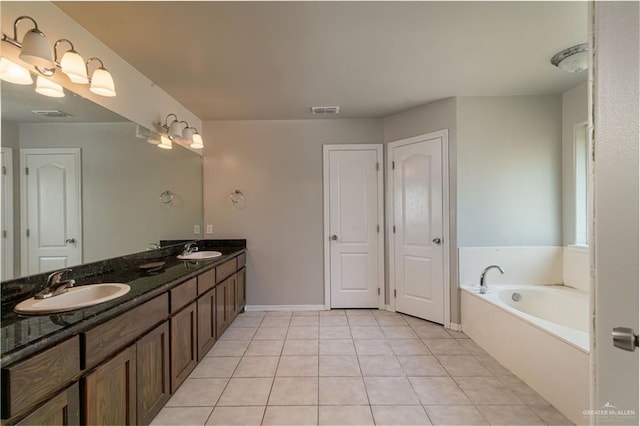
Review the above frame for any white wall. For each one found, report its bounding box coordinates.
[593,1,639,421]
[19,122,203,263]
[202,119,382,306]
[562,81,589,246]
[383,98,460,322]
[457,95,563,247]
[1,2,202,149]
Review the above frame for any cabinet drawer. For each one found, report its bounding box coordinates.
[84,294,168,369]
[1,336,80,419]
[237,253,247,268]
[197,269,215,295]
[216,259,236,283]
[16,383,79,426]
[170,278,198,313]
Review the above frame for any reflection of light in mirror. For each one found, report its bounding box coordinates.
[0,58,33,85]
[35,75,64,98]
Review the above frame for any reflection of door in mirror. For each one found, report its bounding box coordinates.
[20,149,82,276]
[1,147,14,280]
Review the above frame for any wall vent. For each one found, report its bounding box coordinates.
[311,106,340,114]
[31,110,72,118]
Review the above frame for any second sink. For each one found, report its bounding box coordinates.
[177,251,222,260]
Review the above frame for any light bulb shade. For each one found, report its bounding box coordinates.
[0,58,33,84]
[89,67,116,97]
[551,43,588,73]
[158,135,172,149]
[19,29,55,68]
[190,133,204,149]
[182,127,194,141]
[168,120,183,139]
[35,76,65,98]
[61,51,88,84]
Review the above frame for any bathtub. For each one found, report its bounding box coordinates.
[461,284,590,425]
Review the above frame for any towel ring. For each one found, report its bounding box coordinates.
[229,189,245,205]
[160,190,174,204]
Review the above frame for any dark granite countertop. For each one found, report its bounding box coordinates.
[0,240,246,366]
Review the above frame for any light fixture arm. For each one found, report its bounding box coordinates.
[162,113,179,128]
[1,16,40,48]
[86,57,106,72]
[53,39,76,63]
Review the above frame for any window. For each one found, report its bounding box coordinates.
[574,123,589,246]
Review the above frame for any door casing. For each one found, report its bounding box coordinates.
[323,144,384,310]
[386,130,451,327]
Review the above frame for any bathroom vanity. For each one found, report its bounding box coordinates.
[0,240,246,425]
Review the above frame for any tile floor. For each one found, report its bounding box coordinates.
[151,309,574,426]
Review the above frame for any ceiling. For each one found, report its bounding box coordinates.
[56,1,588,121]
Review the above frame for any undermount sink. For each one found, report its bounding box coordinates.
[15,283,131,314]
[177,251,222,260]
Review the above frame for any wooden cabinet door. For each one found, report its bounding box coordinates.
[136,321,170,425]
[215,280,228,338]
[228,274,238,323]
[17,383,79,426]
[197,288,216,361]
[83,345,136,425]
[170,302,197,393]
[237,267,246,312]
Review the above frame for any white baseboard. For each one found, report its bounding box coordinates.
[244,304,328,312]
[448,322,463,331]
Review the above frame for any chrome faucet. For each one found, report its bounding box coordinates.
[479,265,504,294]
[182,242,199,256]
[35,268,76,299]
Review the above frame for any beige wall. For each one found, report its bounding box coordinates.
[18,122,203,265]
[202,119,382,306]
[382,98,460,322]
[457,95,563,247]
[561,81,589,245]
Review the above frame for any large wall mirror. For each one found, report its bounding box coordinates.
[1,76,203,281]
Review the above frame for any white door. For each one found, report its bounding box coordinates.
[593,2,638,423]
[324,145,383,309]
[21,149,82,275]
[1,148,14,280]
[389,132,448,324]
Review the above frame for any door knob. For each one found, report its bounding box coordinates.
[330,235,338,241]
[613,327,639,352]
[432,238,441,244]
[65,238,76,244]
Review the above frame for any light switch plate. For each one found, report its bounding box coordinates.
[206,224,213,234]
[194,224,201,234]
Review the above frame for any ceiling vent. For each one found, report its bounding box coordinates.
[311,106,340,114]
[31,110,72,118]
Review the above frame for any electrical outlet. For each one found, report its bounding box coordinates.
[194,224,201,234]
[206,224,213,234]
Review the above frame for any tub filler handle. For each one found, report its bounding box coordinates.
[612,327,639,352]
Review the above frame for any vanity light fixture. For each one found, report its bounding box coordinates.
[87,58,116,97]
[56,39,88,84]
[0,57,33,85]
[2,14,117,97]
[35,75,65,98]
[154,114,205,150]
[550,43,588,73]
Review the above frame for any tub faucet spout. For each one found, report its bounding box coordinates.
[479,265,504,294]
